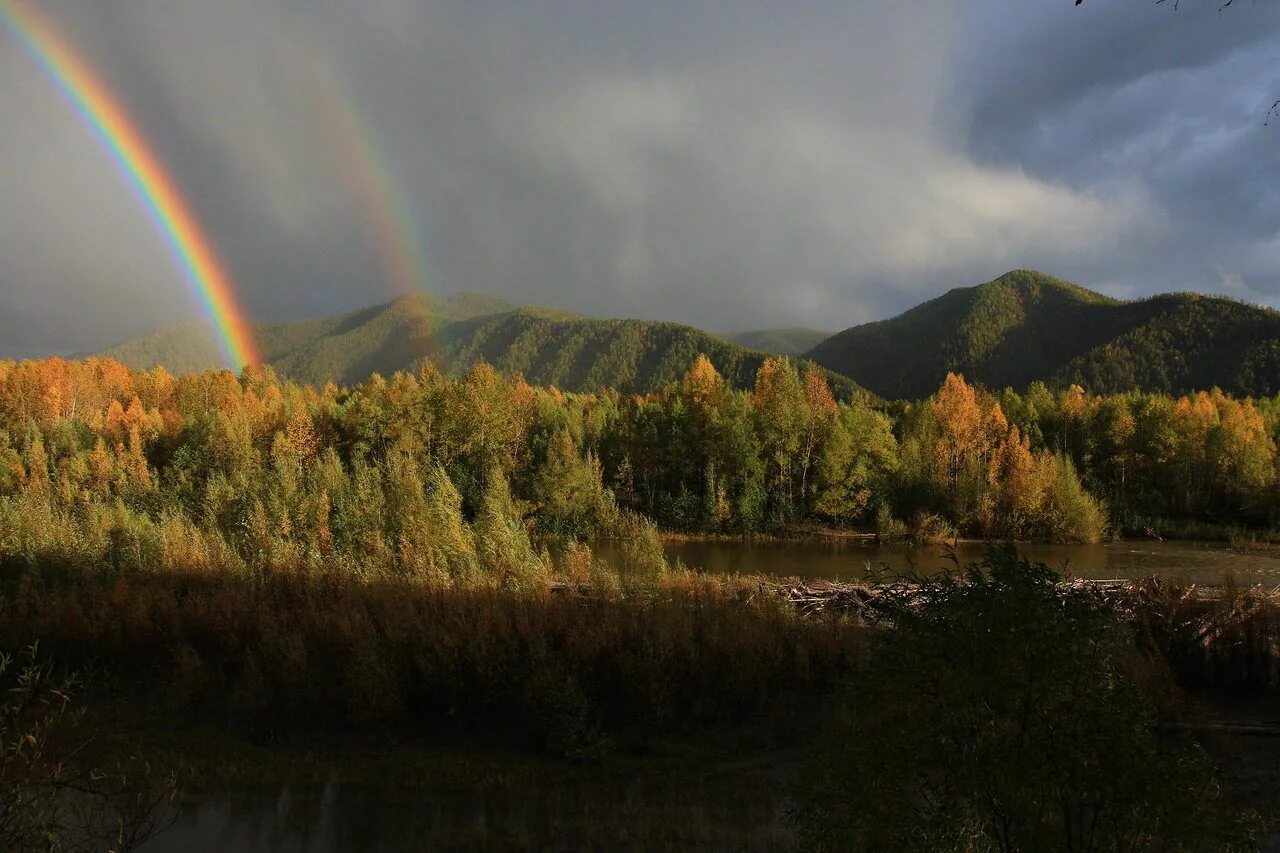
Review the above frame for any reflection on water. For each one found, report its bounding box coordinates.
[655,538,1280,586]
[142,773,793,852]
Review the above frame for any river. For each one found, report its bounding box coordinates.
[661,537,1280,586]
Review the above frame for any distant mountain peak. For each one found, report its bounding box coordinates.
[722,327,833,356]
[806,271,1280,398]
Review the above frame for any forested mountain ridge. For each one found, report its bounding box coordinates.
[92,293,515,383]
[806,269,1280,399]
[91,294,869,398]
[722,327,831,356]
[433,309,866,398]
[87,270,1280,399]
[1054,294,1280,397]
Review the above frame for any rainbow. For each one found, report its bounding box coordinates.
[313,66,430,303]
[0,0,259,369]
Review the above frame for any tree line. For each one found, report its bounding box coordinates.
[0,354,1277,560]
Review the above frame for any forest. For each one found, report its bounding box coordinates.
[93,290,869,397]
[1,353,1279,560]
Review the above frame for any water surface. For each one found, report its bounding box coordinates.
[142,771,792,852]
[659,538,1280,586]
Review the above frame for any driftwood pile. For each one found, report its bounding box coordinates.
[766,576,1280,695]
[760,576,1280,622]
[762,579,883,618]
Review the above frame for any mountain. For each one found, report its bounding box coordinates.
[805,269,1280,398]
[723,328,831,356]
[94,293,515,385]
[434,310,865,398]
[92,294,871,399]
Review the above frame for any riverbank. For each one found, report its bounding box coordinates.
[650,535,1280,586]
[662,521,1280,552]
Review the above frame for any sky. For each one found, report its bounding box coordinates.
[1,0,1278,358]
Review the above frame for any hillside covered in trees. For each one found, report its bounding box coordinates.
[807,269,1280,399]
[722,327,831,356]
[93,295,861,397]
[92,270,1280,401]
[92,293,513,383]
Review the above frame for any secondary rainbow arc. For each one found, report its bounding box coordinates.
[319,79,430,304]
[0,0,259,369]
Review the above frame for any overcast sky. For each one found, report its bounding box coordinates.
[1,0,1278,357]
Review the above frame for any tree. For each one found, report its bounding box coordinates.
[980,426,1038,538]
[421,465,480,584]
[752,357,808,519]
[535,427,616,539]
[927,373,1006,521]
[475,466,548,591]
[812,402,897,522]
[0,647,177,851]
[21,430,48,495]
[680,354,726,411]
[798,366,839,506]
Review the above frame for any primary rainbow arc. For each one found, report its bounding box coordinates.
[0,0,259,369]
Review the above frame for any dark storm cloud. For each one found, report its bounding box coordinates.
[0,0,1275,358]
[959,0,1280,299]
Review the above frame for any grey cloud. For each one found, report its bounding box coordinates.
[0,1,1274,358]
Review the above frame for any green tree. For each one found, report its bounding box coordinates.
[751,357,807,520]
[535,427,617,539]
[476,466,548,591]
[812,401,898,522]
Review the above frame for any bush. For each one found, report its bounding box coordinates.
[1041,452,1108,543]
[873,502,906,541]
[0,645,176,852]
[792,547,1257,851]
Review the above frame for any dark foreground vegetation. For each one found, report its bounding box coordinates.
[3,544,1276,850]
[793,551,1271,851]
[1,356,1279,848]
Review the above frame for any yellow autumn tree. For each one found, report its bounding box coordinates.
[799,366,839,503]
[752,357,807,511]
[980,426,1037,538]
[930,373,989,496]
[681,354,726,410]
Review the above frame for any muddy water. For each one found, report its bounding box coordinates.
[656,537,1280,586]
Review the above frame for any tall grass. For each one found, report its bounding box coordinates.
[0,567,855,750]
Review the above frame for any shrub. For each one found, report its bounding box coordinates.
[0,645,176,852]
[792,547,1257,851]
